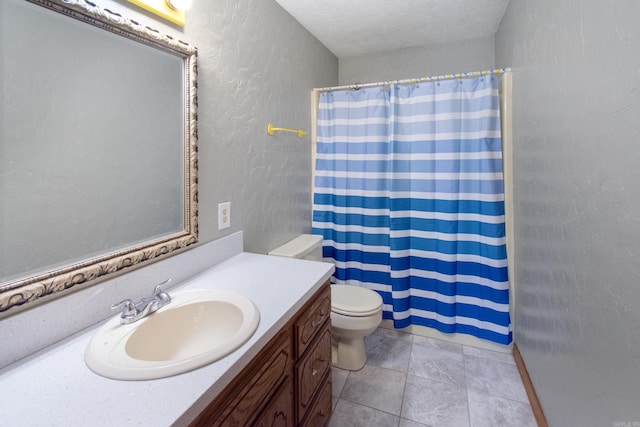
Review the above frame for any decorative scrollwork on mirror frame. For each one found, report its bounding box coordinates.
[0,0,199,315]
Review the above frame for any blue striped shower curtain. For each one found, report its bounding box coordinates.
[312,76,511,345]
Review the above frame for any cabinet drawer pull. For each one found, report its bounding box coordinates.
[312,369,317,377]
[311,313,326,328]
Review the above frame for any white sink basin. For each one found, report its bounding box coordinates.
[85,289,260,380]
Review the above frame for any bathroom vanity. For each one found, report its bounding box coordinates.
[191,282,332,426]
[0,250,334,426]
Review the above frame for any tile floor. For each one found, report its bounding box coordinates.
[329,328,537,427]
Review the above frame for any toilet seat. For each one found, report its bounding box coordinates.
[331,285,382,317]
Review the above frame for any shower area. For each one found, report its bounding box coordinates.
[311,69,514,350]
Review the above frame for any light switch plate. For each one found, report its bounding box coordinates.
[218,202,231,230]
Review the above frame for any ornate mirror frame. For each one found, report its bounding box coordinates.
[0,0,198,314]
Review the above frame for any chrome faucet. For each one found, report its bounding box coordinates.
[111,278,173,325]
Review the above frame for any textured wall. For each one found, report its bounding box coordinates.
[100,0,338,254]
[338,37,494,85]
[495,1,640,425]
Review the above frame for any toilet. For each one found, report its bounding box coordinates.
[268,234,383,371]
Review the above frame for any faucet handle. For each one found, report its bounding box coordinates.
[111,299,137,317]
[152,278,172,294]
[152,278,172,303]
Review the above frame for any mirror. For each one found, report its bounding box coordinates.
[0,0,198,314]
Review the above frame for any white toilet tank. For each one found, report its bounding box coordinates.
[268,234,323,261]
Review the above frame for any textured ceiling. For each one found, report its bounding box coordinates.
[274,0,510,58]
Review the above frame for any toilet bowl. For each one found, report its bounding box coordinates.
[330,284,383,370]
[268,234,383,371]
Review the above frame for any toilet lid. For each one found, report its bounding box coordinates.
[331,285,383,317]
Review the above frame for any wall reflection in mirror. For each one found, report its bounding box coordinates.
[0,0,198,314]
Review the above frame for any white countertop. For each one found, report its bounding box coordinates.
[0,253,334,427]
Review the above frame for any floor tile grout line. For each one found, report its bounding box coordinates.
[336,396,404,420]
[464,352,518,367]
[398,338,412,423]
[463,341,473,427]
[463,352,531,405]
[364,363,410,375]
[340,370,349,400]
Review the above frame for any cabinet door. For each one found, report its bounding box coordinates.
[254,379,294,427]
[300,377,332,427]
[190,329,292,426]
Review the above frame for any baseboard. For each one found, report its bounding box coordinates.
[513,343,548,427]
[378,320,513,353]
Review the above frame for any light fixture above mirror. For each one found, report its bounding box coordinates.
[166,0,193,11]
[127,0,191,26]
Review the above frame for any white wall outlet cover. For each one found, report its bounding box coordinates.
[218,202,231,230]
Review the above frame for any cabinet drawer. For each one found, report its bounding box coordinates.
[294,282,330,357]
[300,375,332,427]
[296,324,331,420]
[191,329,292,427]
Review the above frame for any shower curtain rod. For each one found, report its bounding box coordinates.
[314,67,511,92]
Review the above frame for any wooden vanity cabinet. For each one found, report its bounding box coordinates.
[189,281,332,427]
